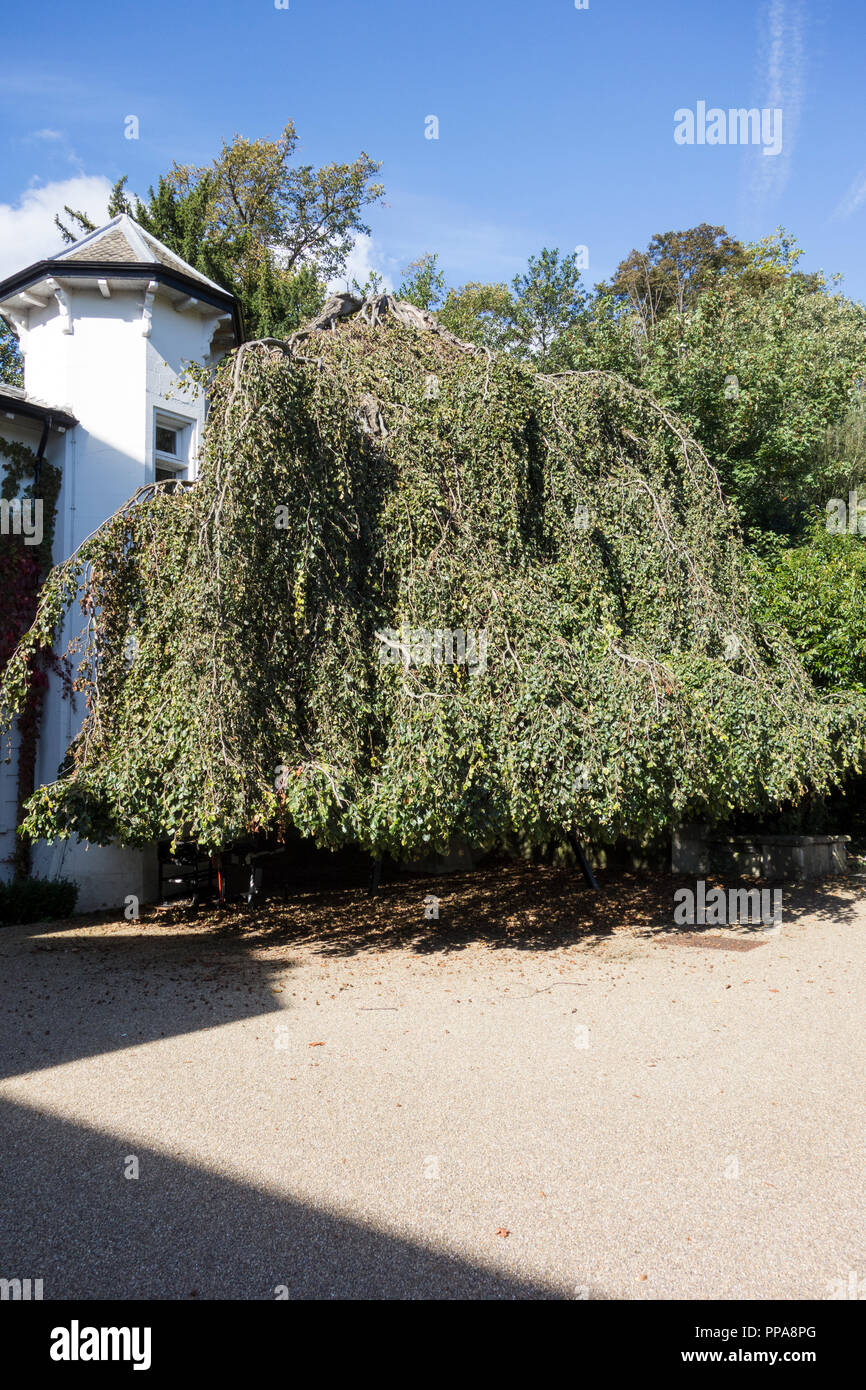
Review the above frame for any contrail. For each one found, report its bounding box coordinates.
[746,0,805,207]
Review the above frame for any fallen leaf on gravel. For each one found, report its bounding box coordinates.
[309,1041,325,1047]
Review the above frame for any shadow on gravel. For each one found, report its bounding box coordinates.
[0,1098,573,1300]
[165,863,863,958]
[0,921,288,1081]
[778,879,865,926]
[2,867,858,1081]
[0,860,638,1082]
[633,876,863,940]
[190,861,647,958]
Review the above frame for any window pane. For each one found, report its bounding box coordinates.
[155,425,177,455]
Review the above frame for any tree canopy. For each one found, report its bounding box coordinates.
[18,182,866,852]
[2,298,861,859]
[397,254,447,312]
[553,232,866,535]
[55,125,384,340]
[594,224,748,329]
[54,151,864,542]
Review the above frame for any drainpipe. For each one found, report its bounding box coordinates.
[32,415,51,488]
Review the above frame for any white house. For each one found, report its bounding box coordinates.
[0,215,242,910]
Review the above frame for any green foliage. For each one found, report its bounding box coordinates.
[55,125,383,339]
[1,437,66,874]
[439,281,515,351]
[412,253,587,361]
[751,520,866,692]
[596,223,748,329]
[107,175,133,219]
[744,227,825,293]
[2,307,860,860]
[133,173,234,288]
[167,123,383,281]
[348,267,386,300]
[0,437,63,574]
[54,206,97,245]
[242,259,326,340]
[54,173,132,244]
[813,402,866,505]
[131,157,334,338]
[0,318,23,386]
[555,259,866,535]
[398,254,446,311]
[0,876,78,925]
[510,247,587,364]
[148,122,380,337]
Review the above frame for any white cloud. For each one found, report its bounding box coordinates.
[744,0,805,208]
[327,234,394,295]
[0,176,113,279]
[832,166,866,221]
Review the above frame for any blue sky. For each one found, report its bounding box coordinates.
[2,0,866,298]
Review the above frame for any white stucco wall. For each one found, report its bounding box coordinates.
[2,278,229,909]
[23,286,220,549]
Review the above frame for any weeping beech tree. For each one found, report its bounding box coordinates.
[1,295,863,860]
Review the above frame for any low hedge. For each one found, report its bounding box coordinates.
[0,876,79,925]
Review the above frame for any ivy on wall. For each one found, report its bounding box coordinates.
[0,437,66,875]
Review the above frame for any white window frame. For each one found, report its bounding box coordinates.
[153,408,195,482]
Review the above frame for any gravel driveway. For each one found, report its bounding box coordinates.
[1,867,864,1300]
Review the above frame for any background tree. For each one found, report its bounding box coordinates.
[595,223,747,331]
[55,126,384,338]
[55,175,134,244]
[742,226,825,294]
[439,281,515,351]
[397,254,446,311]
[510,248,587,365]
[160,124,383,278]
[348,267,386,300]
[752,520,866,694]
[556,229,866,536]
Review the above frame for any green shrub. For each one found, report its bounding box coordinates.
[0,876,79,925]
[751,518,866,693]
